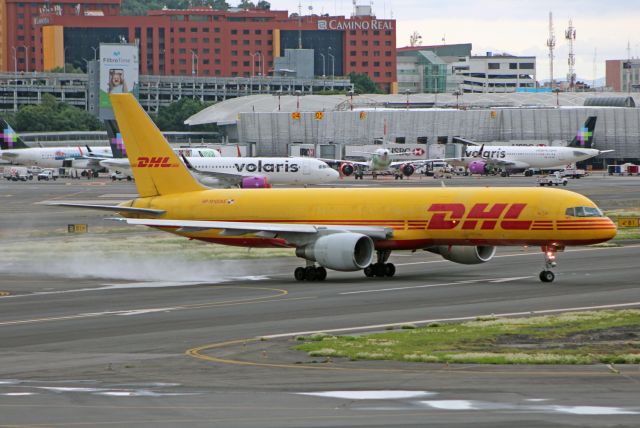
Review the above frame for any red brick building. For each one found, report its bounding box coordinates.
[0,0,120,72]
[1,2,397,92]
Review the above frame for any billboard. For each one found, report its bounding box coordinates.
[99,43,139,119]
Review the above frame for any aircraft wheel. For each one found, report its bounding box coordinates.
[316,267,327,281]
[294,267,306,281]
[373,263,386,277]
[305,266,317,281]
[364,265,375,278]
[384,263,396,277]
[539,270,555,283]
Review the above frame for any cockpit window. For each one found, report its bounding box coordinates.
[565,206,603,217]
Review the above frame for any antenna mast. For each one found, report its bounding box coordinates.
[565,18,576,91]
[627,41,632,93]
[297,1,302,49]
[546,12,556,89]
[592,48,597,90]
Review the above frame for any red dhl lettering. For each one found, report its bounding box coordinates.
[136,156,177,168]
[427,203,532,230]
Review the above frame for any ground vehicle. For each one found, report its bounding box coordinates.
[3,166,32,181]
[537,172,568,187]
[559,168,587,179]
[37,169,59,181]
[110,170,132,181]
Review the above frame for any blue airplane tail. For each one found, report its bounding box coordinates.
[0,119,30,150]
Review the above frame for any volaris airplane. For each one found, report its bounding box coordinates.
[452,117,613,176]
[51,94,617,283]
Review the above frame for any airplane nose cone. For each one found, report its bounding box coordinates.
[328,168,340,180]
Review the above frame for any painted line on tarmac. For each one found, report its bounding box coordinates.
[339,277,535,295]
[186,301,640,372]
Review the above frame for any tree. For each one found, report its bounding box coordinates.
[256,0,270,10]
[208,0,230,9]
[348,72,382,94]
[49,63,84,74]
[153,97,218,132]
[238,0,255,9]
[14,94,102,132]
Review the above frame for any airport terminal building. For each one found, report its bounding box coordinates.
[186,92,640,166]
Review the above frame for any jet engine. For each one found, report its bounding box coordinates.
[340,163,355,176]
[426,245,496,265]
[240,176,271,188]
[296,233,374,271]
[400,164,415,177]
[468,160,490,175]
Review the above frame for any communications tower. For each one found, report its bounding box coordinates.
[546,12,556,89]
[566,19,577,91]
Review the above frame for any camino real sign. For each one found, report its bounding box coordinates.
[99,43,139,119]
[317,19,394,31]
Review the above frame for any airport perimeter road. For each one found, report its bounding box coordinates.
[0,176,639,427]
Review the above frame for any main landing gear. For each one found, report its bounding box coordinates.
[539,245,563,283]
[364,250,396,278]
[294,262,327,282]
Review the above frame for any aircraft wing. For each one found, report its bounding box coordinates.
[46,202,166,216]
[124,218,393,241]
[388,158,461,169]
[451,137,479,146]
[181,155,247,187]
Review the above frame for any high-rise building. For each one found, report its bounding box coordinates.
[0,4,396,92]
[606,59,640,92]
[0,0,120,72]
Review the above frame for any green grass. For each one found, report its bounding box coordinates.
[295,310,640,365]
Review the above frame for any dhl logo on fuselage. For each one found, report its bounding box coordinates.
[427,203,531,230]
[136,156,179,168]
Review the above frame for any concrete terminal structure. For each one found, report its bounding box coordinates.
[187,92,640,165]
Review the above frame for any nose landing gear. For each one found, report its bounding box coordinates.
[539,245,563,283]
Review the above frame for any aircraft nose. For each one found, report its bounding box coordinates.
[329,168,340,180]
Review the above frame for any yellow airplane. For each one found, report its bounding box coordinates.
[53,94,617,283]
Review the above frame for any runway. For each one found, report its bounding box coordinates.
[1,175,639,427]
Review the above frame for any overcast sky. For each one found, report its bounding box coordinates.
[271,0,640,82]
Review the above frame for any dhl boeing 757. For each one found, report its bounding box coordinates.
[51,94,617,283]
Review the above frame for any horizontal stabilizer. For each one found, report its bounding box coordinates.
[46,202,166,216]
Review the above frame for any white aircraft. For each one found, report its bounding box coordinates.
[1,119,111,169]
[451,117,612,176]
[102,133,339,187]
[323,146,433,179]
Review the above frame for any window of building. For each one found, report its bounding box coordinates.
[178,27,186,32]
[231,61,238,66]
[191,37,197,43]
[373,51,380,57]
[488,63,500,69]
[203,37,209,43]
[255,30,261,35]
[231,50,238,56]
[203,27,209,32]
[350,61,357,66]
[232,72,238,76]
[374,71,380,77]
[385,40,391,46]
[215,48,221,54]
[385,30,392,35]
[243,29,250,35]
[509,63,517,69]
[268,30,273,34]
[255,40,262,45]
[215,38,221,43]
[385,61,392,67]
[243,50,250,56]
[385,71,392,77]
[520,63,534,69]
[385,51,392,56]
[215,59,221,64]
[373,40,380,46]
[374,61,380,67]
[362,40,369,46]
[191,27,197,32]
[350,50,356,56]
[179,37,186,43]
[362,51,368,56]
[203,48,210,54]
[362,61,368,67]
[171,15,185,21]
[179,48,186,54]
[243,40,250,45]
[203,59,210,64]
[179,59,187,64]
[350,40,356,46]
[243,61,250,66]
[215,70,221,75]
[231,29,238,34]
[231,40,238,45]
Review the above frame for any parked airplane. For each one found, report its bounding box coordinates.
[102,128,338,187]
[0,119,111,169]
[51,94,616,283]
[452,117,612,176]
[323,146,432,179]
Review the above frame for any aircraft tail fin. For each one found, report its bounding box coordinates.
[568,116,597,148]
[104,119,127,159]
[0,119,30,150]
[109,94,206,198]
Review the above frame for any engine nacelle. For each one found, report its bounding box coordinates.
[240,176,271,188]
[468,160,489,175]
[296,233,374,271]
[340,163,355,176]
[400,164,415,177]
[427,245,496,265]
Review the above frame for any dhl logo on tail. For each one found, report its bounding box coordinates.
[136,156,179,168]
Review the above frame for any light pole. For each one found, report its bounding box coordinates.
[453,90,461,109]
[273,90,282,111]
[256,51,262,76]
[347,89,354,111]
[295,89,301,110]
[404,89,412,109]
[328,47,335,80]
[11,46,17,75]
[91,46,98,60]
[191,50,198,77]
[250,52,257,77]
[319,52,325,77]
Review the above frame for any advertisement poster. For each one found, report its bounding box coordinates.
[99,43,139,114]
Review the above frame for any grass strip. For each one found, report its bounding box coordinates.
[295,310,640,365]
